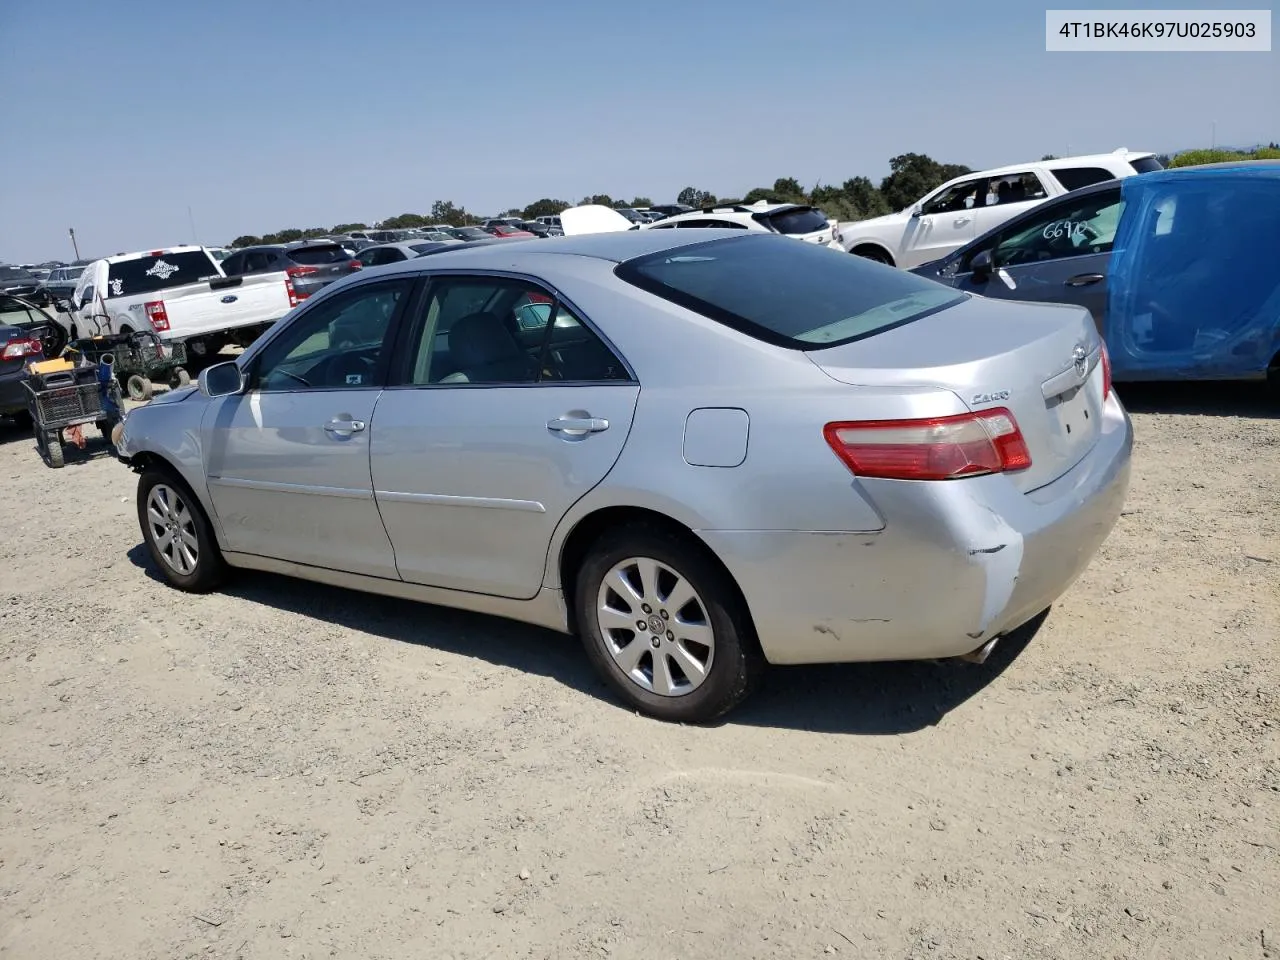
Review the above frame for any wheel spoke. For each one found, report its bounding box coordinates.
[179,528,199,551]
[661,575,698,618]
[612,636,649,674]
[651,651,677,696]
[669,640,709,684]
[598,604,639,634]
[153,528,174,552]
[147,506,167,528]
[674,619,715,651]
[606,567,643,607]
[177,542,197,574]
[633,557,661,603]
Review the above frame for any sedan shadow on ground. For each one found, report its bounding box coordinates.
[1115,379,1276,419]
[126,543,1042,736]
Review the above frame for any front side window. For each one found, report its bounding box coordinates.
[982,190,1125,269]
[921,179,986,214]
[404,277,627,385]
[252,279,412,392]
[617,235,965,348]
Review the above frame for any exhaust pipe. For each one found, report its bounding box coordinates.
[957,636,1000,665]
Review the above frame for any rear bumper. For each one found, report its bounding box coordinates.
[0,374,28,414]
[700,394,1134,665]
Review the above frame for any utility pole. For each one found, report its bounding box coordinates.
[69,228,81,261]
[1211,121,1217,147]
[187,206,199,244]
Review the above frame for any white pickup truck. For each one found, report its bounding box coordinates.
[65,245,296,360]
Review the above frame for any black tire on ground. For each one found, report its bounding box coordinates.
[574,522,764,724]
[135,466,228,593]
[851,245,894,266]
[45,431,65,468]
[127,375,154,401]
[172,367,191,387]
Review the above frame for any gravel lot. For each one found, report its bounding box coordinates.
[1,383,1276,960]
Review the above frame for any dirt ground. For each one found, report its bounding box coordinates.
[1,382,1276,960]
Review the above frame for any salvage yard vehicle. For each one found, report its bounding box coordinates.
[560,200,837,246]
[912,161,1280,384]
[833,149,1163,269]
[117,230,1132,723]
[65,246,295,362]
[0,264,47,308]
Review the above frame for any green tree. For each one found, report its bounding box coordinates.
[428,200,472,225]
[841,176,890,217]
[772,177,805,199]
[878,153,972,212]
[331,222,367,233]
[676,186,716,208]
[630,196,653,207]
[522,198,569,219]
[380,212,428,229]
[1041,154,1058,161]
[231,235,261,248]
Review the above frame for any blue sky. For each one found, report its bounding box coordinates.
[1,0,1275,261]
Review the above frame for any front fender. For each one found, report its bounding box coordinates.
[116,395,223,543]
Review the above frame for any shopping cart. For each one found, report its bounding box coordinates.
[23,359,124,468]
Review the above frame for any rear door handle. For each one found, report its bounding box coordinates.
[324,417,366,437]
[547,416,609,437]
[1065,273,1105,287]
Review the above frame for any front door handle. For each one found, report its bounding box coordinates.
[324,417,366,437]
[547,416,609,437]
[1065,273,1105,287]
[954,216,971,226]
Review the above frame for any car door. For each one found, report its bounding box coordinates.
[201,277,416,577]
[369,273,639,599]
[899,177,986,268]
[948,186,1124,331]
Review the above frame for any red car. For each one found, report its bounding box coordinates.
[484,224,536,239]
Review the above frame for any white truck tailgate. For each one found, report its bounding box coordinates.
[137,274,293,341]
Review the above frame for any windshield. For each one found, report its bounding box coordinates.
[0,267,35,282]
[766,207,831,235]
[105,251,220,298]
[616,235,966,349]
[288,244,350,265]
[455,228,489,239]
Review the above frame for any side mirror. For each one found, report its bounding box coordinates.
[198,361,246,398]
[970,249,994,282]
[909,207,922,218]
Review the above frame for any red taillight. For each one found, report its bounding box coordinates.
[285,277,299,308]
[1,338,42,360]
[143,300,170,332]
[286,265,318,277]
[824,408,1032,481]
[1100,342,1112,399]
[348,260,362,270]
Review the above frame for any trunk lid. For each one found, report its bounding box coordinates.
[806,296,1107,493]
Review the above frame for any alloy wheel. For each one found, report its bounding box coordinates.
[145,483,199,576]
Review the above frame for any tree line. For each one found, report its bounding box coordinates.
[228,145,1280,248]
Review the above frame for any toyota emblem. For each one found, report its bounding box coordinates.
[1072,345,1088,379]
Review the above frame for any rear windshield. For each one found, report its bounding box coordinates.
[765,207,831,235]
[0,266,34,281]
[455,228,490,239]
[409,242,446,254]
[105,251,220,298]
[1130,156,1165,174]
[287,244,350,266]
[616,235,966,349]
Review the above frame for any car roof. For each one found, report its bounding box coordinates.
[364,228,754,276]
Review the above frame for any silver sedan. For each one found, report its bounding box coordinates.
[116,230,1133,723]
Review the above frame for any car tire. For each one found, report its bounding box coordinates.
[574,523,764,723]
[136,466,228,593]
[851,245,894,266]
[127,375,154,401]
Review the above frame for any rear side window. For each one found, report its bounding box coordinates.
[617,235,966,349]
[1129,156,1165,174]
[288,245,350,266]
[764,207,830,235]
[1052,167,1117,191]
[105,252,219,298]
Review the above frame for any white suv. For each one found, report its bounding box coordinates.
[833,148,1163,269]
